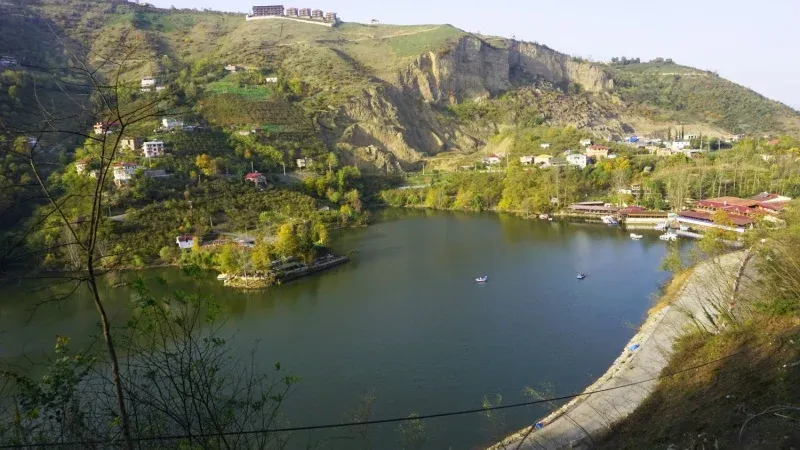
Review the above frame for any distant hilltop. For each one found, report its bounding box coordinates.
[246,4,339,26]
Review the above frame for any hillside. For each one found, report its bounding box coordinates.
[2,0,800,173]
[609,60,800,136]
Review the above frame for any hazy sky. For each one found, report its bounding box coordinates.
[148,0,800,109]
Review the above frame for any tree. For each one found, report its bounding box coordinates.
[274,223,299,258]
[217,243,242,274]
[195,153,217,178]
[250,238,273,272]
[326,152,338,174]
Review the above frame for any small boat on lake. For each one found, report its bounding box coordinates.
[654,222,668,231]
[475,276,488,283]
[216,273,230,281]
[601,215,618,225]
[576,273,586,280]
[539,214,550,220]
[630,233,643,240]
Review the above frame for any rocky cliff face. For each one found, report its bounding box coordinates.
[321,35,616,171]
[398,35,613,104]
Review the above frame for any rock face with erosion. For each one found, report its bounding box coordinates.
[399,35,614,104]
[323,35,615,169]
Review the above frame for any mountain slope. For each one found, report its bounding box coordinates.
[4,0,800,172]
[609,60,800,135]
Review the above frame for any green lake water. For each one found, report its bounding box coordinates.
[0,209,684,448]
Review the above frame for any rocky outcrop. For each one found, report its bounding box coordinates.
[316,85,483,171]
[316,35,616,170]
[399,35,613,104]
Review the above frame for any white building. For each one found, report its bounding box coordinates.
[162,118,184,130]
[296,157,313,169]
[142,141,165,158]
[534,154,553,167]
[670,141,691,150]
[141,77,156,88]
[519,155,534,165]
[566,153,588,169]
[224,64,238,72]
[483,154,502,165]
[176,235,195,250]
[540,143,551,149]
[265,77,278,83]
[579,138,592,147]
[112,162,139,187]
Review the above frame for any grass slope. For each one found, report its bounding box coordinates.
[610,61,800,136]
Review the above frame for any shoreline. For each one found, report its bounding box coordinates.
[492,252,745,449]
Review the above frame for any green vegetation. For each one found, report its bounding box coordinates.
[597,203,800,449]
[385,133,800,217]
[609,60,800,135]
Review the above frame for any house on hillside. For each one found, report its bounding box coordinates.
[520,155,534,165]
[483,154,502,165]
[176,235,195,250]
[75,159,91,175]
[265,76,278,83]
[252,5,285,16]
[579,138,592,147]
[534,154,553,167]
[112,162,139,187]
[549,157,568,167]
[299,8,312,18]
[296,158,313,169]
[585,145,609,159]
[141,77,156,88]
[120,137,139,152]
[286,7,298,16]
[325,12,338,22]
[312,9,324,19]
[142,141,165,158]
[540,143,551,149]
[566,153,587,169]
[93,122,119,136]
[245,172,267,187]
[670,140,691,150]
[224,64,238,72]
[162,118,184,130]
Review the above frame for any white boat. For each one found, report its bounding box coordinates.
[679,225,690,232]
[659,232,678,242]
[630,233,643,240]
[475,276,488,283]
[539,214,550,220]
[576,273,586,280]
[654,222,668,231]
[216,273,230,281]
[601,215,618,225]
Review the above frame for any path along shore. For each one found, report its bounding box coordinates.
[492,252,746,450]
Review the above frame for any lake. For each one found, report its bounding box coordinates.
[0,209,681,448]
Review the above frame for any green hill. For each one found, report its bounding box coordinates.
[608,60,800,135]
[3,0,800,172]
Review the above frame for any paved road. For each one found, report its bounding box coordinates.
[493,252,745,450]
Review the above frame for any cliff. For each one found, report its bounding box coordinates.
[398,36,613,104]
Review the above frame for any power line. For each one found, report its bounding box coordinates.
[0,343,757,448]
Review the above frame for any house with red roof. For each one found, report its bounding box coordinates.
[244,172,267,186]
[482,154,502,165]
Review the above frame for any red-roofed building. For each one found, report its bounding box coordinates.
[678,210,754,233]
[244,172,267,186]
[751,192,792,204]
[482,154,502,165]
